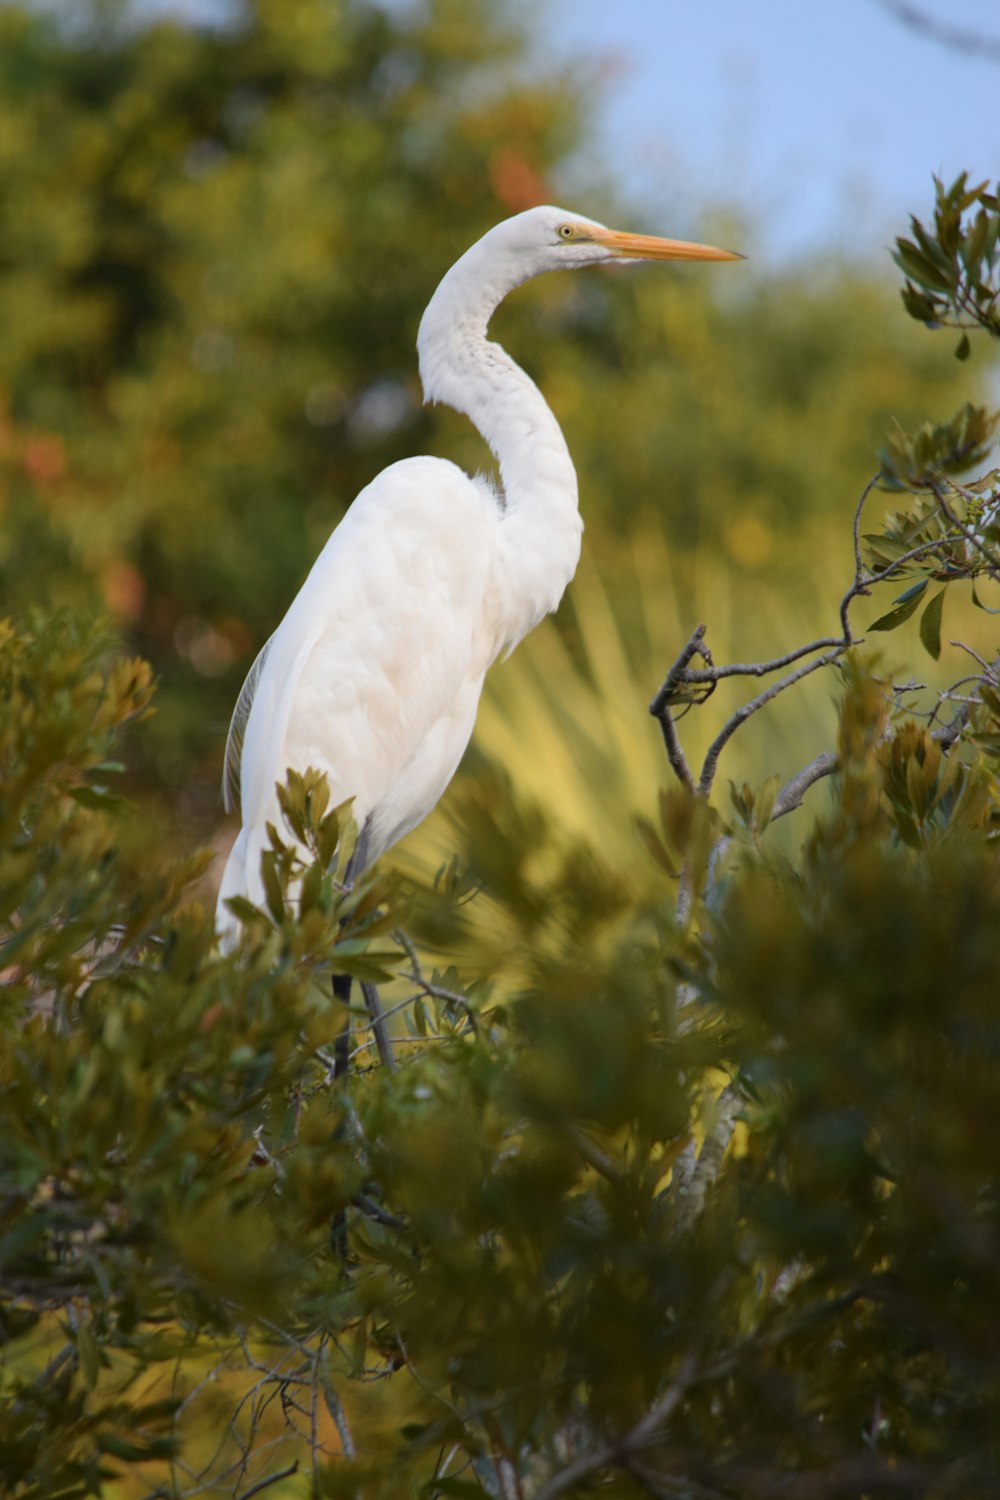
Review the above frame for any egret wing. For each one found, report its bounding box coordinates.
[222,634,274,813]
[224,456,500,871]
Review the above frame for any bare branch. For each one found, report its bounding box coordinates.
[649,624,707,790]
[671,1082,744,1235]
[698,652,843,797]
[235,1461,300,1500]
[656,701,697,792]
[353,1192,407,1231]
[319,1347,356,1458]
[394,929,480,1036]
[533,1357,697,1500]
[562,1124,627,1184]
[770,751,840,822]
[874,0,1000,65]
[649,623,708,718]
[682,638,845,683]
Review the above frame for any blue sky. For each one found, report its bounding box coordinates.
[542,0,999,263]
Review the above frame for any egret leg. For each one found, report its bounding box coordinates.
[332,972,352,1081]
[361,981,396,1072]
[330,970,353,1258]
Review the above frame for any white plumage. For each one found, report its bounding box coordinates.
[217,205,740,940]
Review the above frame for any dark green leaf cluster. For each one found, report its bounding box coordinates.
[859,379,1000,657]
[877,403,998,491]
[3,608,1000,1497]
[894,173,1000,356]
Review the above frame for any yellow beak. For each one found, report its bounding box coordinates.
[590,226,744,263]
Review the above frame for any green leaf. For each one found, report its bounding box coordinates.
[894,238,953,292]
[260,852,286,924]
[633,815,678,877]
[901,283,940,323]
[76,1320,101,1390]
[955,333,971,361]
[317,809,341,868]
[971,581,1000,614]
[299,858,323,916]
[894,580,932,605]
[68,783,126,811]
[868,582,927,632]
[221,894,269,926]
[919,587,946,660]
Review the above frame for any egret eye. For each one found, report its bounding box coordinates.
[557,224,576,241]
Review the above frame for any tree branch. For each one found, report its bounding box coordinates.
[649,624,708,792]
[770,751,840,822]
[874,0,1000,65]
[532,1358,697,1500]
[698,651,842,797]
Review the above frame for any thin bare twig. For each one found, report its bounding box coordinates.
[874,0,1000,65]
[770,751,840,822]
[682,637,845,683]
[353,1192,407,1231]
[698,652,843,797]
[319,1344,357,1458]
[532,1357,697,1500]
[394,929,480,1036]
[562,1124,626,1184]
[656,703,696,792]
[648,624,707,790]
[949,640,999,679]
[234,1461,299,1500]
[649,623,708,717]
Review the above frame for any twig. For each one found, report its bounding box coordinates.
[874,0,1000,65]
[949,641,999,680]
[770,751,840,822]
[853,474,880,579]
[682,637,845,683]
[394,929,480,1036]
[562,1124,626,1184]
[930,479,1000,576]
[648,624,707,790]
[532,1357,697,1500]
[649,623,708,716]
[656,702,695,792]
[353,1192,407,1231]
[698,652,842,797]
[671,1081,743,1235]
[319,1343,357,1458]
[235,1461,299,1500]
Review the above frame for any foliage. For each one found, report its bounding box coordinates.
[894,173,1000,357]
[2,245,1000,1494]
[3,601,1000,1497]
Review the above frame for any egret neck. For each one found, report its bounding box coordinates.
[417,231,583,647]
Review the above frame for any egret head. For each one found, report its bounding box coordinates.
[482,203,744,276]
[418,205,743,405]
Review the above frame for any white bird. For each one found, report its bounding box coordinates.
[217,204,740,940]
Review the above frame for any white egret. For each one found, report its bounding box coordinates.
[217,205,741,940]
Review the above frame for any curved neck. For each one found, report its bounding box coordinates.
[417,244,583,638]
